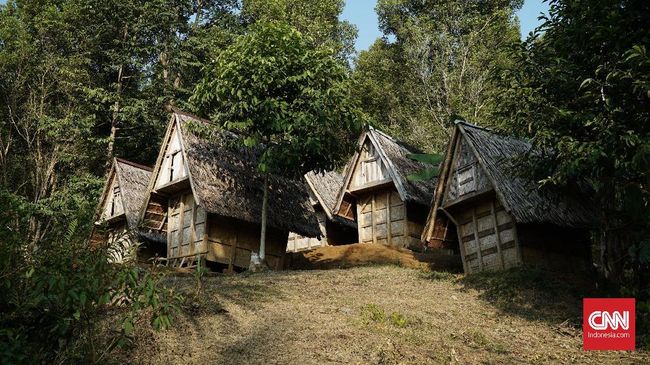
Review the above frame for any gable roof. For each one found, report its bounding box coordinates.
[96,158,152,229]
[304,170,344,220]
[335,127,436,213]
[142,109,320,237]
[425,121,594,237]
[304,170,357,229]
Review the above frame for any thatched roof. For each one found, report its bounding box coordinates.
[159,110,320,237]
[336,127,435,211]
[304,170,343,217]
[369,128,436,205]
[115,159,153,228]
[304,170,357,228]
[96,158,152,229]
[456,121,594,227]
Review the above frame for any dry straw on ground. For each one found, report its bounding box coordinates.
[116,264,648,364]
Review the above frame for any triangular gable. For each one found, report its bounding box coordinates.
[421,124,504,242]
[138,113,195,232]
[334,128,410,215]
[152,118,189,190]
[96,160,126,223]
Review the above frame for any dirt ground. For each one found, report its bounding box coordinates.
[118,265,648,365]
[287,243,463,272]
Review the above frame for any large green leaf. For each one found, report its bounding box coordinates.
[406,153,443,181]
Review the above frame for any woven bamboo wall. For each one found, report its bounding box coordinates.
[206,215,287,270]
[167,191,207,261]
[356,189,422,249]
[455,197,521,273]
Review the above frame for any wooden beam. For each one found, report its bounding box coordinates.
[490,200,505,270]
[177,194,185,267]
[371,194,377,245]
[456,219,470,274]
[471,207,484,271]
[202,214,209,260]
[386,191,391,245]
[228,233,237,272]
[190,197,197,264]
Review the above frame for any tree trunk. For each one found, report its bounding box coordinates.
[259,174,269,261]
[106,24,129,168]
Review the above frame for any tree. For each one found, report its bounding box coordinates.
[493,0,649,346]
[352,0,522,152]
[241,0,357,61]
[192,22,362,264]
[495,0,649,280]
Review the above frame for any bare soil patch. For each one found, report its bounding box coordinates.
[116,266,648,364]
[288,243,463,272]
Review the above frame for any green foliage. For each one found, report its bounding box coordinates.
[493,0,649,346]
[360,303,409,328]
[352,0,522,151]
[406,153,443,181]
[192,21,363,177]
[241,0,357,61]
[0,192,180,363]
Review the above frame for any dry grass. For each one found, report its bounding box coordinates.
[115,265,648,364]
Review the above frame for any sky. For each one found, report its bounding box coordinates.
[342,0,551,53]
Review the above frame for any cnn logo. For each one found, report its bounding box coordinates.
[583,298,635,351]
[587,310,629,330]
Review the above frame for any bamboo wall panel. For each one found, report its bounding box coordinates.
[355,189,422,248]
[207,214,287,270]
[456,196,520,273]
[155,126,187,189]
[350,141,391,191]
[167,191,206,262]
[445,138,492,205]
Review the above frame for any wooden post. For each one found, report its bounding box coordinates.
[371,194,377,245]
[178,194,185,266]
[386,192,391,245]
[228,234,237,272]
[202,214,209,259]
[190,197,197,264]
[259,174,269,260]
[490,201,505,270]
[471,207,484,271]
[456,220,470,274]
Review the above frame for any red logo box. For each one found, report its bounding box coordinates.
[583,298,635,351]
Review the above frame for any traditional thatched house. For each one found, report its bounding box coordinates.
[287,171,358,252]
[138,109,319,271]
[421,121,594,274]
[333,127,435,250]
[90,158,153,263]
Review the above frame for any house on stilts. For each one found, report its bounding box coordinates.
[90,158,157,263]
[287,170,358,252]
[138,109,319,271]
[421,121,594,274]
[333,127,435,251]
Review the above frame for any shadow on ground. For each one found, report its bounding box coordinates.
[452,267,598,326]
